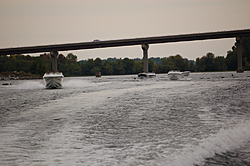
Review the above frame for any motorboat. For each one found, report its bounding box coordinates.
[43,72,64,89]
[147,72,156,78]
[138,72,156,78]
[181,71,190,77]
[138,72,147,78]
[167,70,190,80]
[167,70,182,80]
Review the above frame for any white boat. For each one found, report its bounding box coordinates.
[181,71,190,77]
[43,72,64,89]
[138,72,156,78]
[167,70,190,80]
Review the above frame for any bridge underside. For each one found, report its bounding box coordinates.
[0,29,250,73]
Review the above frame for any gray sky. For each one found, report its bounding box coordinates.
[1,0,249,60]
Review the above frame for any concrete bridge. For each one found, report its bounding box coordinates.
[1,29,250,72]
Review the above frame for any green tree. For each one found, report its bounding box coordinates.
[161,58,168,72]
[226,50,237,71]
[161,57,176,72]
[113,59,124,75]
[134,60,143,73]
[69,62,81,75]
[184,58,189,71]
[148,59,156,72]
[122,58,135,74]
[195,57,200,71]
[172,54,185,70]
[90,67,101,75]
[0,55,8,72]
[62,63,70,76]
[103,60,113,75]
[3,60,15,72]
[83,59,95,75]
[199,56,207,71]
[205,52,215,71]
[214,56,227,71]
[94,58,102,70]
[37,60,46,76]
[225,37,250,71]
[189,61,195,71]
[66,53,77,61]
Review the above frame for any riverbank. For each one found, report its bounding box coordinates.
[0,71,42,81]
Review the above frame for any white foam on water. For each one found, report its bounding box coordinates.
[11,80,44,89]
[168,120,250,166]
[6,79,112,89]
[63,79,95,88]
[63,79,111,88]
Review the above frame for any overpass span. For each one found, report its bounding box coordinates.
[0,29,250,55]
[1,29,250,72]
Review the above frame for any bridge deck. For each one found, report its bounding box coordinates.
[1,29,250,55]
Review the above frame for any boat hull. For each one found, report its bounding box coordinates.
[138,72,156,78]
[147,73,156,78]
[181,71,190,77]
[168,73,182,80]
[43,72,64,89]
[167,70,190,80]
[138,73,147,78]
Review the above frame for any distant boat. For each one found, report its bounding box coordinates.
[181,71,190,77]
[43,72,64,89]
[95,72,101,77]
[167,70,190,80]
[138,72,156,78]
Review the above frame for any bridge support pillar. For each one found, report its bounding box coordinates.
[50,51,58,72]
[236,37,244,73]
[141,44,149,73]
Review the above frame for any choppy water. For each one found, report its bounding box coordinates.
[0,72,250,166]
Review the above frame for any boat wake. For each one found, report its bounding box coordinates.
[63,79,111,88]
[168,120,250,166]
[10,81,44,89]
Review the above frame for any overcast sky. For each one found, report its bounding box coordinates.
[1,0,249,60]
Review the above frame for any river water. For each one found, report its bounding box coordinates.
[0,71,250,166]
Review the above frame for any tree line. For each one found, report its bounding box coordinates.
[0,37,250,77]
